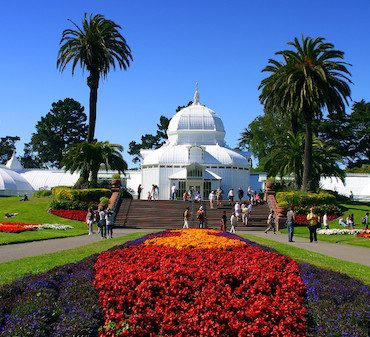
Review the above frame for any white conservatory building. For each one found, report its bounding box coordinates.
[137,88,252,199]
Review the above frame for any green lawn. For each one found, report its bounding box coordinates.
[240,234,370,285]
[280,202,370,248]
[0,232,149,285]
[0,196,87,245]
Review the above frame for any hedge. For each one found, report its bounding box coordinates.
[52,187,111,202]
[49,200,98,211]
[276,191,336,207]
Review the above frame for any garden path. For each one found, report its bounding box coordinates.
[0,228,369,266]
[245,230,370,267]
[0,228,150,263]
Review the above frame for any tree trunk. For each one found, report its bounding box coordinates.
[302,120,313,191]
[87,72,99,143]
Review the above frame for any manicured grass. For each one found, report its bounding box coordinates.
[0,196,86,245]
[0,232,149,285]
[240,234,370,285]
[280,202,370,248]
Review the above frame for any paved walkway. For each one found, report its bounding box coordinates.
[241,230,370,267]
[0,228,369,267]
[0,229,150,263]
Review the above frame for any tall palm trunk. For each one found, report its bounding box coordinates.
[87,71,100,143]
[302,119,313,191]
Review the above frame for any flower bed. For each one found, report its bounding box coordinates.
[0,222,73,233]
[294,214,337,226]
[0,230,368,337]
[357,233,370,238]
[0,222,37,233]
[50,209,87,222]
[95,230,306,336]
[317,228,370,235]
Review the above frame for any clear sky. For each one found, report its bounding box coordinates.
[1,0,369,167]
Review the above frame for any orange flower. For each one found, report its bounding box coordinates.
[144,228,246,249]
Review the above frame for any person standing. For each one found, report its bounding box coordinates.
[228,189,234,204]
[216,188,223,207]
[286,207,295,242]
[86,207,95,235]
[137,184,142,200]
[241,202,249,226]
[230,212,237,233]
[171,183,177,200]
[209,191,216,209]
[183,206,190,229]
[238,188,244,201]
[307,207,318,242]
[247,186,253,201]
[98,207,107,239]
[265,210,276,234]
[221,210,227,231]
[323,212,329,230]
[105,207,115,238]
[197,206,206,228]
[234,202,241,221]
[155,185,159,200]
[363,212,369,229]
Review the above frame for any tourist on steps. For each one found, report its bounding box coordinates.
[171,183,177,200]
[209,190,216,209]
[137,184,142,200]
[230,212,237,233]
[197,206,206,228]
[183,206,190,229]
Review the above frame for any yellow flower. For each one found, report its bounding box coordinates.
[145,229,246,249]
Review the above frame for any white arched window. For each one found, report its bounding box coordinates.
[188,146,204,163]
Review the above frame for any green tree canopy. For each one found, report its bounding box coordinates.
[128,115,171,164]
[0,136,20,164]
[259,35,352,191]
[57,13,132,143]
[26,98,88,168]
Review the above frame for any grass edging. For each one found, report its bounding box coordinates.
[0,232,149,285]
[240,234,370,285]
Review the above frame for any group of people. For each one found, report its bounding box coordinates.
[85,206,115,238]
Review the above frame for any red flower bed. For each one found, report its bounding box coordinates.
[50,209,87,222]
[94,245,306,336]
[0,222,37,233]
[357,233,370,238]
[294,214,337,225]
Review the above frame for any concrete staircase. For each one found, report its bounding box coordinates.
[115,199,269,230]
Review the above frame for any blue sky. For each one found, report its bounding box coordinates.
[1,0,369,167]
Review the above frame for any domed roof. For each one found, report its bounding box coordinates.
[0,166,34,196]
[167,86,225,146]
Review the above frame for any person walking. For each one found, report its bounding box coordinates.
[98,207,107,239]
[137,184,142,200]
[234,202,241,221]
[238,188,244,201]
[307,207,318,242]
[221,210,227,231]
[197,206,206,228]
[105,207,115,238]
[86,207,95,235]
[183,206,190,228]
[171,183,177,200]
[286,207,295,242]
[247,186,253,201]
[230,212,237,233]
[265,210,276,234]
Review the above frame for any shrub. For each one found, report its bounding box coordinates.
[276,191,336,207]
[33,190,52,197]
[99,197,109,206]
[111,173,121,180]
[52,187,111,202]
[49,200,98,211]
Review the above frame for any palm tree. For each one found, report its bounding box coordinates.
[264,131,345,189]
[259,36,352,191]
[62,141,127,186]
[57,14,132,143]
